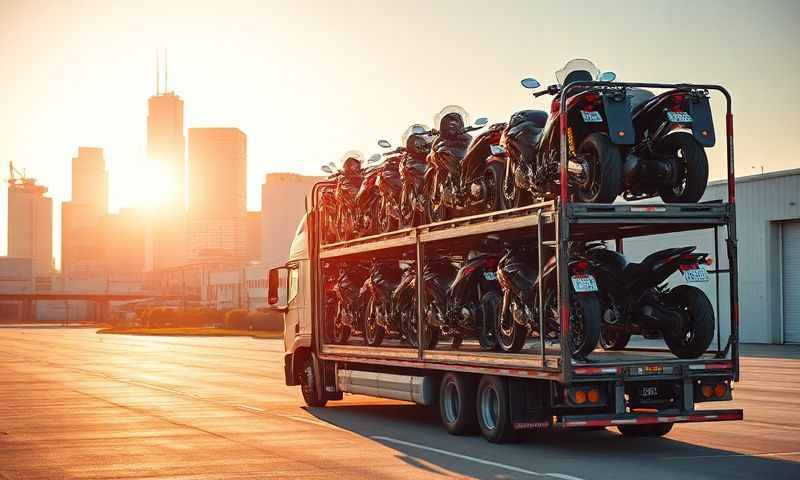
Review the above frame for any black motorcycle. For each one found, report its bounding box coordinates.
[444,240,503,351]
[391,256,456,349]
[318,164,342,244]
[424,106,506,222]
[619,87,713,202]
[354,154,387,237]
[330,262,369,344]
[582,242,715,358]
[332,151,365,242]
[495,245,601,358]
[505,59,630,205]
[378,124,433,229]
[360,258,404,346]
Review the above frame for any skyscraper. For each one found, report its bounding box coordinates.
[187,128,247,260]
[7,164,53,279]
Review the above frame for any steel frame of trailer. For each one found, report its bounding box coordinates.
[309,81,738,387]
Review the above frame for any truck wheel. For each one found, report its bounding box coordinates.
[300,354,327,408]
[663,285,715,359]
[618,422,673,437]
[476,375,518,443]
[439,373,478,435]
[575,133,622,204]
[657,132,709,203]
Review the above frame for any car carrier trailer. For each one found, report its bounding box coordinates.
[267,81,742,443]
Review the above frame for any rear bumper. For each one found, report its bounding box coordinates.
[558,409,743,428]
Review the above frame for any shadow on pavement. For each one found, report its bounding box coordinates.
[306,402,800,480]
[740,343,800,359]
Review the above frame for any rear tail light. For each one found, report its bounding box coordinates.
[671,93,687,112]
[714,383,727,398]
[705,257,714,266]
[568,385,605,406]
[571,260,590,273]
[583,93,602,111]
[574,390,587,404]
[701,385,713,398]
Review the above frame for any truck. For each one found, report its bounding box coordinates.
[267,81,743,443]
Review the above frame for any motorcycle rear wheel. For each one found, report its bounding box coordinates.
[662,285,715,358]
[484,162,507,213]
[364,297,386,347]
[575,133,623,203]
[656,132,709,203]
[332,308,351,345]
[600,327,631,350]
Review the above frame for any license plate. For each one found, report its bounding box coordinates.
[680,264,709,283]
[581,110,603,123]
[666,111,693,123]
[571,274,598,292]
[639,385,659,398]
[483,271,497,281]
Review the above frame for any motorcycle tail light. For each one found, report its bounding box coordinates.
[485,258,498,270]
[571,260,590,273]
[671,93,687,112]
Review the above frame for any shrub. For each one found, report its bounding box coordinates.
[247,311,284,331]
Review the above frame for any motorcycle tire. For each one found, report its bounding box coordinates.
[600,327,631,351]
[656,132,709,203]
[364,297,386,347]
[497,297,527,353]
[662,285,715,359]
[332,311,351,345]
[425,176,449,223]
[478,292,500,351]
[571,293,601,358]
[336,207,356,242]
[575,133,623,203]
[484,162,507,213]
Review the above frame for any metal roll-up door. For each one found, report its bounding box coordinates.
[783,221,800,343]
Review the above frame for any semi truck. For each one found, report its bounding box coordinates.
[267,81,742,443]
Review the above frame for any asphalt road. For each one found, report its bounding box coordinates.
[0,328,798,480]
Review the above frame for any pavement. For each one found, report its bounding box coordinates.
[0,328,798,480]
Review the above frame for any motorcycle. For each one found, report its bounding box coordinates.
[582,242,716,358]
[495,244,602,358]
[377,124,433,229]
[619,87,713,202]
[424,106,506,222]
[443,236,504,351]
[333,151,365,242]
[372,144,404,233]
[360,258,404,346]
[391,255,457,349]
[317,165,340,245]
[354,154,387,237]
[329,262,370,344]
[506,58,630,205]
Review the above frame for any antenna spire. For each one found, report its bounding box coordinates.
[156,49,160,95]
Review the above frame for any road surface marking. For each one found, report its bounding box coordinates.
[663,450,800,460]
[236,404,265,413]
[371,436,585,480]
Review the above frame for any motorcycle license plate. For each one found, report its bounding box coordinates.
[483,271,497,281]
[581,110,603,123]
[680,264,709,283]
[666,111,693,123]
[639,384,659,399]
[571,274,598,292]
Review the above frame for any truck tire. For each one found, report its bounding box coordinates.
[476,375,519,443]
[663,285,715,359]
[300,354,327,408]
[657,132,709,203]
[439,373,478,435]
[618,422,673,437]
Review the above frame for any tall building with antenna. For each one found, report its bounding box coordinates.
[147,50,187,270]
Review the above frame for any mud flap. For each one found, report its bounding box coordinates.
[602,94,635,145]
[690,96,716,147]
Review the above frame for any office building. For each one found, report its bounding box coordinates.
[7,166,53,278]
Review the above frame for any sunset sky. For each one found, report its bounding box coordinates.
[1,0,799,266]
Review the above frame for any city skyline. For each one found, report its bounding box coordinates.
[2,0,799,266]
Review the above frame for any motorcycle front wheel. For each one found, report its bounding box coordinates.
[425,176,449,223]
[404,303,440,350]
[497,297,527,353]
[483,162,507,213]
[377,196,398,234]
[336,207,356,242]
[478,292,500,351]
[332,307,351,345]
[575,133,623,203]
[363,296,386,347]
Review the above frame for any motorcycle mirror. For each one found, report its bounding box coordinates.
[474,117,488,126]
[377,139,392,148]
[599,71,616,82]
[321,165,332,174]
[367,154,381,164]
[521,78,541,89]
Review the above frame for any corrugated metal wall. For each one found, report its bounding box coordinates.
[623,170,800,344]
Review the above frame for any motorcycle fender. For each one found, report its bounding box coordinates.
[689,96,716,147]
[602,94,635,145]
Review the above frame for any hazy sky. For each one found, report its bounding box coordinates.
[1,0,799,266]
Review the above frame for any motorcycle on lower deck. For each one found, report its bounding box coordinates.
[495,245,602,358]
[330,262,370,344]
[504,58,632,206]
[360,258,404,346]
[582,242,716,358]
[619,87,714,202]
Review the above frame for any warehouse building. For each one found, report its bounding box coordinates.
[624,168,800,344]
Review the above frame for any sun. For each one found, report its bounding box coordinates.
[110,159,178,212]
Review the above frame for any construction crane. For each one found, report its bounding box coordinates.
[8,161,47,194]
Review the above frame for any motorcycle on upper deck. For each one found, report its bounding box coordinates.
[424,106,507,222]
[354,154,391,237]
[503,59,632,206]
[377,124,433,229]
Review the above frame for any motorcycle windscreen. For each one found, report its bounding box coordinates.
[602,93,635,145]
[689,96,716,147]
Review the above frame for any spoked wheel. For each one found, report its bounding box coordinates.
[405,303,440,350]
[656,132,709,203]
[483,163,507,213]
[425,176,449,223]
[497,296,527,353]
[300,354,327,407]
[575,133,623,203]
[662,285,715,358]
[363,296,386,347]
[331,305,351,345]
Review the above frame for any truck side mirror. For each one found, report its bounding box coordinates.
[268,267,289,310]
